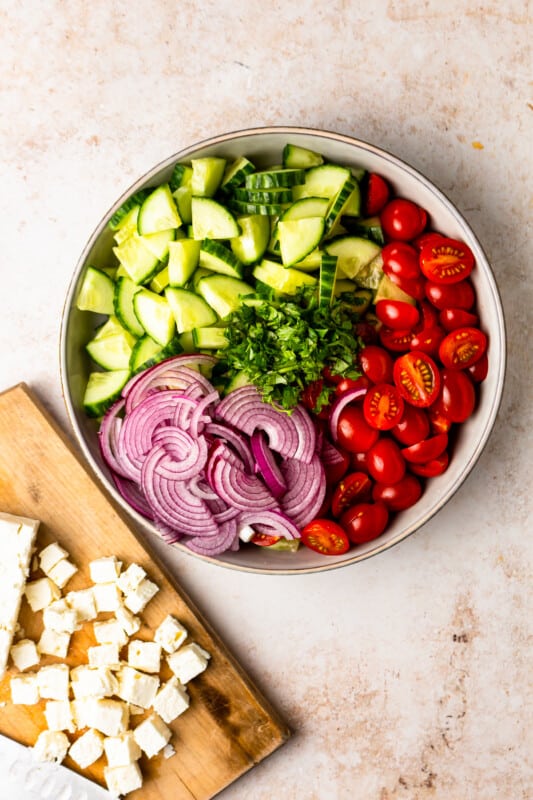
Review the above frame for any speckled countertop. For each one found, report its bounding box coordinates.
[1,2,532,798]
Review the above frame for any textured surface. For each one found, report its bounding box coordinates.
[0,1,532,798]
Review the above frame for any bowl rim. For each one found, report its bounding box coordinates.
[60,125,507,575]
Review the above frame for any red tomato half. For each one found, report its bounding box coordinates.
[409,325,446,357]
[340,502,389,544]
[300,519,350,555]
[410,452,449,477]
[426,280,475,310]
[439,308,479,331]
[363,383,404,431]
[467,352,489,383]
[393,351,441,408]
[336,405,380,453]
[420,237,475,284]
[381,199,427,241]
[381,241,421,281]
[379,326,416,352]
[359,345,394,384]
[251,532,281,546]
[331,471,373,517]
[365,173,390,215]
[434,369,476,423]
[412,231,446,251]
[438,327,488,370]
[401,433,448,464]
[428,403,453,434]
[392,405,430,446]
[372,474,423,511]
[376,300,420,331]
[367,438,406,484]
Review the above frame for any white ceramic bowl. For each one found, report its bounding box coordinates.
[60,126,506,574]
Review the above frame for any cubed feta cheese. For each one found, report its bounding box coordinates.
[154,614,188,654]
[123,578,158,614]
[10,672,40,705]
[10,638,39,671]
[71,665,119,699]
[39,542,68,575]
[66,587,97,621]
[163,742,176,759]
[93,618,128,648]
[38,628,71,659]
[43,602,78,634]
[103,731,142,767]
[89,556,122,583]
[104,762,143,796]
[86,698,130,738]
[72,698,93,729]
[47,558,78,589]
[115,603,141,637]
[117,563,146,595]
[153,678,190,723]
[117,665,159,709]
[68,728,104,769]
[32,730,69,764]
[92,582,122,613]
[167,643,211,684]
[88,642,121,669]
[127,640,161,673]
[44,699,76,732]
[24,577,61,612]
[132,713,171,758]
[37,663,70,700]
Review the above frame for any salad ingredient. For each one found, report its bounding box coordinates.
[380,198,427,241]
[375,299,420,331]
[425,279,475,310]
[467,352,489,383]
[363,383,404,430]
[366,439,406,484]
[391,405,430,446]
[381,241,421,281]
[379,326,416,352]
[331,472,372,517]
[432,368,476,423]
[300,519,350,555]
[340,502,389,544]
[409,451,449,477]
[364,173,390,216]
[419,237,475,284]
[439,307,479,331]
[393,351,441,408]
[438,326,487,370]
[401,433,448,464]
[336,405,379,453]
[372,474,423,511]
[358,345,394,384]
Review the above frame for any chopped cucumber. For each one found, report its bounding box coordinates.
[292,164,351,201]
[191,197,240,239]
[374,273,416,305]
[232,187,294,204]
[165,287,217,333]
[245,168,306,189]
[230,215,270,265]
[168,239,201,286]
[198,239,244,278]
[324,177,357,233]
[137,184,182,234]
[169,163,193,192]
[109,191,149,230]
[113,233,159,284]
[192,326,229,349]
[149,265,170,293]
[86,326,136,371]
[353,253,384,290]
[280,196,329,220]
[196,274,255,318]
[282,143,324,169]
[229,199,287,216]
[133,289,176,345]
[191,157,227,197]
[220,156,256,190]
[76,266,115,314]
[324,236,381,280]
[277,217,325,266]
[318,254,338,308]
[342,215,385,245]
[113,276,144,337]
[130,335,183,374]
[252,259,318,295]
[173,185,192,224]
[113,205,141,245]
[83,369,130,418]
[141,228,176,260]
[293,247,323,271]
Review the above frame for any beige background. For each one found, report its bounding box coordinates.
[1,1,532,798]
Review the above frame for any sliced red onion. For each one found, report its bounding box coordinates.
[204,423,255,473]
[124,360,217,413]
[188,475,219,501]
[119,391,185,461]
[237,509,301,540]
[188,390,219,437]
[320,437,347,466]
[150,429,208,481]
[280,454,326,528]
[251,431,287,499]
[206,453,278,511]
[182,519,239,556]
[111,472,154,519]
[99,398,132,479]
[171,395,201,431]
[329,386,368,442]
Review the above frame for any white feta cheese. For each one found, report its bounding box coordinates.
[10,672,40,705]
[129,704,145,716]
[104,762,143,796]
[123,578,159,614]
[43,602,78,634]
[24,577,61,612]
[127,640,161,673]
[117,665,159,709]
[132,713,171,758]
[44,699,76,732]
[86,698,130,738]
[153,678,190,724]
[167,643,211,684]
[115,603,141,637]
[39,542,69,575]
[66,587,97,621]
[9,638,39,671]
[88,642,121,669]
[163,742,176,759]
[72,698,93,729]
[32,730,69,764]
[71,665,119,699]
[89,556,122,584]
[68,728,104,769]
[237,523,256,543]
[37,663,70,700]
[103,731,142,767]
[47,558,78,589]
[92,582,122,613]
[93,618,128,648]
[38,628,71,659]
[154,614,188,654]
[117,563,146,595]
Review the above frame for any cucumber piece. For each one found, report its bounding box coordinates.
[334,278,357,295]
[149,265,170,293]
[342,215,385,245]
[252,259,318,295]
[224,369,252,393]
[165,287,218,333]
[374,273,416,305]
[196,274,255,318]
[190,266,213,291]
[342,183,362,217]
[83,370,130,418]
[109,191,149,230]
[220,156,256,190]
[199,239,244,278]
[282,144,324,169]
[113,233,160,284]
[137,184,182,234]
[133,289,176,345]
[292,164,352,201]
[113,276,144,337]
[173,185,192,224]
[277,217,325,266]
[354,253,384,290]
[76,266,115,314]
[324,177,357,233]
[324,236,381,280]
[245,168,306,189]
[142,228,176,260]
[168,239,201,286]
[230,215,270,265]
[232,187,294,204]
[178,331,195,352]
[130,334,183,374]
[113,205,141,245]
[191,197,240,239]
[294,247,323,271]
[228,199,287,216]
[265,538,300,552]
[191,157,227,197]
[86,326,137,371]
[169,163,193,192]
[318,254,338,308]
[192,326,228,349]
[93,315,128,341]
[280,196,329,220]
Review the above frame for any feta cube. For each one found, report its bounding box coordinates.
[71,665,119,699]
[133,713,171,758]
[38,628,71,659]
[127,640,161,673]
[39,542,69,575]
[68,728,104,769]
[24,577,61,612]
[37,663,70,700]
[72,698,93,729]
[123,578,158,614]
[44,699,75,732]
[66,587,97,621]
[93,618,128,648]
[103,731,142,767]
[10,672,40,705]
[43,602,78,634]
[32,730,69,764]
[129,704,145,716]
[10,638,39,671]
[104,762,143,796]
[89,556,122,584]
[167,643,211,684]
[117,563,146,595]
[163,742,176,759]
[153,678,190,723]
[93,582,122,613]
[86,698,130,737]
[47,558,78,589]
[88,642,121,669]
[115,603,141,636]
[117,665,159,709]
[154,614,188,654]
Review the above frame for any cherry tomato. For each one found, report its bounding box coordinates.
[412,231,446,251]
[300,519,350,555]
[351,451,370,473]
[363,383,404,431]
[467,352,489,383]
[438,327,488,370]
[381,241,421,281]
[420,237,475,284]
[336,405,380,453]
[335,375,371,396]
[376,299,420,331]
[372,474,423,511]
[409,325,446,357]
[392,405,430,446]
[359,345,394,384]
[428,403,453,434]
[301,379,330,418]
[385,271,426,301]
[365,173,390,215]
[331,471,373,517]
[401,433,448,464]
[381,198,427,241]
[439,308,479,331]
[354,320,380,344]
[393,351,441,408]
[419,300,440,329]
[340,502,389,544]
[366,438,406,484]
[324,447,351,485]
[410,451,449,477]
[379,326,416,352]
[251,532,281,546]
[426,280,475,310]
[434,369,476,423]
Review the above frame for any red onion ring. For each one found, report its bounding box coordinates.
[328,386,368,442]
[251,432,287,499]
[280,454,327,528]
[237,510,301,540]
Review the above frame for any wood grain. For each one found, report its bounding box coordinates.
[0,383,290,798]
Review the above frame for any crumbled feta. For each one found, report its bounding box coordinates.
[103,731,142,767]
[24,577,61,612]
[37,663,70,700]
[47,558,78,589]
[167,643,211,684]
[68,728,104,769]
[87,642,121,669]
[32,730,69,764]
[71,665,119,699]
[115,603,141,637]
[44,699,76,732]
[132,713,171,758]
[153,678,190,723]
[104,762,143,796]
[117,665,159,709]
[127,640,161,673]
[123,578,159,614]
[39,542,69,575]
[117,563,146,595]
[10,672,40,705]
[10,638,39,671]
[89,556,122,583]
[66,587,97,621]
[94,618,129,648]
[38,628,71,659]
[92,582,122,613]
[154,614,188,654]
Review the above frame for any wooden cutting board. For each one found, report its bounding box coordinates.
[0,383,290,798]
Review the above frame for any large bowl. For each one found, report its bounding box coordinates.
[60,126,506,574]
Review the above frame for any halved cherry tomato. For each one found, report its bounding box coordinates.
[425,280,475,310]
[379,326,416,352]
[336,405,380,453]
[381,198,427,241]
[467,352,489,383]
[359,345,394,384]
[372,474,423,511]
[439,308,479,331]
[401,433,448,464]
[434,368,476,423]
[393,351,441,408]
[350,451,370,473]
[363,383,404,430]
[335,375,371,396]
[410,451,449,477]
[365,173,390,215]
[340,502,389,544]
[419,299,440,329]
[381,241,421,281]
[438,327,487,370]
[366,438,406,484]
[412,231,446,251]
[300,519,350,555]
[420,237,475,284]
[324,447,351,485]
[376,299,420,331]
[428,403,453,434]
[409,325,446,357]
[251,532,281,547]
[331,471,373,517]
[385,271,426,301]
[392,405,430,445]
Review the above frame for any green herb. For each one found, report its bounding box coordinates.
[217,286,364,412]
